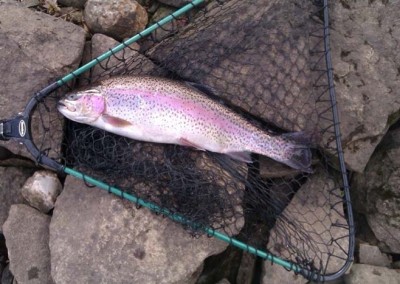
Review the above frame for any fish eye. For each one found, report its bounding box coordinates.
[67,94,79,101]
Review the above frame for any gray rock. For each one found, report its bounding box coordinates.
[359,243,392,268]
[158,0,190,8]
[21,171,62,213]
[50,175,234,284]
[262,262,307,284]
[352,128,400,253]
[58,0,87,8]
[148,0,318,134]
[0,4,86,161]
[84,0,148,41]
[329,1,400,172]
[344,264,400,284]
[0,167,34,227]
[2,204,53,284]
[267,169,350,276]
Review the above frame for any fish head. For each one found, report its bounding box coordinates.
[58,89,105,124]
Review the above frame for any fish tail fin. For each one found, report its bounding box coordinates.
[281,132,313,173]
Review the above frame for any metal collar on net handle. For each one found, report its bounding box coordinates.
[0,82,64,172]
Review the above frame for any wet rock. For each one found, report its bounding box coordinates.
[148,0,318,134]
[84,0,148,41]
[50,175,234,283]
[58,0,87,8]
[358,243,392,268]
[262,262,307,284]
[352,128,400,253]
[329,1,400,172]
[267,169,349,276]
[0,167,34,227]
[0,4,86,161]
[344,264,400,284]
[21,171,62,213]
[158,0,190,8]
[2,204,53,284]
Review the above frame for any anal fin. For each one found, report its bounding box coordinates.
[179,138,206,151]
[226,151,252,163]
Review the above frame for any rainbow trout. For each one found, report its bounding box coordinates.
[58,76,312,171]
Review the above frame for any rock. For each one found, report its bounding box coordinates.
[267,169,350,275]
[0,4,86,161]
[21,171,62,213]
[344,264,400,284]
[329,1,400,172]
[58,0,87,8]
[2,204,53,284]
[158,0,190,8]
[80,33,163,84]
[84,0,148,41]
[0,167,34,227]
[148,0,319,134]
[352,128,400,253]
[262,262,307,284]
[50,175,235,283]
[358,243,392,268]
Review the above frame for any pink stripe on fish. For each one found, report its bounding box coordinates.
[106,87,247,135]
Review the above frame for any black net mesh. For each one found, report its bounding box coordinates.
[26,0,353,281]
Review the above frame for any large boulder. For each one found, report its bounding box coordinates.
[330,1,400,172]
[84,0,148,41]
[50,175,237,283]
[0,167,34,228]
[352,128,400,253]
[2,204,53,284]
[0,4,86,161]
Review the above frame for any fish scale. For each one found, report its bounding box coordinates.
[58,76,312,171]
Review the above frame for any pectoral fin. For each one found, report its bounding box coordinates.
[102,114,132,127]
[226,151,252,163]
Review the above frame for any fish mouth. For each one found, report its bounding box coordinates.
[57,100,76,112]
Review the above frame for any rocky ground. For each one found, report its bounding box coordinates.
[0,0,399,283]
